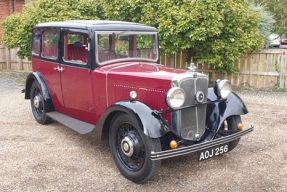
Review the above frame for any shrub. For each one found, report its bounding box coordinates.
[1,0,103,59]
[250,3,275,47]
[2,0,264,72]
[101,0,264,72]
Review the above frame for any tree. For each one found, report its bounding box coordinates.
[2,0,264,72]
[1,0,103,59]
[252,0,287,36]
[101,0,264,72]
[250,3,275,47]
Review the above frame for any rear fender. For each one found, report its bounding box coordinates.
[25,72,55,112]
[203,88,248,141]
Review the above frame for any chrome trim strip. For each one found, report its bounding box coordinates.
[62,56,88,66]
[195,78,199,139]
[60,63,90,70]
[99,57,159,66]
[151,126,254,160]
[156,98,224,114]
[41,52,58,61]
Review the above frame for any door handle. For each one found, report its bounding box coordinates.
[53,66,65,72]
[58,67,64,72]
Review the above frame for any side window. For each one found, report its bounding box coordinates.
[64,33,89,64]
[42,30,58,59]
[32,32,41,56]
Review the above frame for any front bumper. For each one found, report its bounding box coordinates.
[151,125,254,160]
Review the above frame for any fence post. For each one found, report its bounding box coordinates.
[280,50,286,88]
[6,47,11,69]
[18,48,23,70]
[19,58,23,70]
[170,54,175,68]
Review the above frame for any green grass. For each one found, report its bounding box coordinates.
[15,78,26,84]
[232,84,287,92]
[270,86,287,92]
[0,70,9,77]
[0,71,29,84]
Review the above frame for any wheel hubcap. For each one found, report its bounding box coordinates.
[34,96,40,108]
[32,87,44,118]
[121,136,134,157]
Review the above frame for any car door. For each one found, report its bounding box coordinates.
[59,29,96,124]
[32,28,66,113]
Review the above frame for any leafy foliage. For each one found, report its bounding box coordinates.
[1,0,103,59]
[1,0,264,72]
[251,0,287,36]
[250,3,275,48]
[100,0,264,72]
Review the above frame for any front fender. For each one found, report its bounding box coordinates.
[93,101,168,139]
[203,88,248,141]
[24,72,55,112]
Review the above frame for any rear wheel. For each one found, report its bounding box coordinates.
[30,81,51,124]
[109,113,161,183]
[220,115,242,152]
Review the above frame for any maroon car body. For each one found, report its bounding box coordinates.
[24,20,253,183]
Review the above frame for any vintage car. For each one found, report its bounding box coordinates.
[24,20,253,183]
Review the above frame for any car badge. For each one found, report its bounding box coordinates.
[195,91,205,103]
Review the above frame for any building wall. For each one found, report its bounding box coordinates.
[0,0,25,44]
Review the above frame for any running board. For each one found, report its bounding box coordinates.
[46,111,95,134]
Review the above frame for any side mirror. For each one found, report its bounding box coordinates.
[74,41,83,48]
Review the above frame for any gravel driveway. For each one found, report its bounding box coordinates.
[0,72,287,191]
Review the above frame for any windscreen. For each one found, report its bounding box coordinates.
[96,32,158,64]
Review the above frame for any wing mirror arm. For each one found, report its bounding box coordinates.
[74,40,90,51]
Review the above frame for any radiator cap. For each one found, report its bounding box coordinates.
[188,63,197,72]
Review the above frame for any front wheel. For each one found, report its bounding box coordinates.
[30,81,51,124]
[109,113,161,183]
[220,115,242,152]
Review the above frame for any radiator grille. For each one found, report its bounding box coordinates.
[178,76,208,140]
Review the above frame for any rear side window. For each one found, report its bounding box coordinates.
[42,30,58,59]
[32,32,41,56]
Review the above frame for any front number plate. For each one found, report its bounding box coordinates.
[198,144,229,161]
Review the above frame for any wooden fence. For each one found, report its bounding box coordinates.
[1,45,287,88]
[160,49,287,89]
[0,45,32,71]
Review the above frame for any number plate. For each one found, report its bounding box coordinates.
[198,144,229,161]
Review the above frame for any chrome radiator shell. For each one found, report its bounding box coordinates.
[171,72,208,141]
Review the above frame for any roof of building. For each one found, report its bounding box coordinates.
[34,20,157,32]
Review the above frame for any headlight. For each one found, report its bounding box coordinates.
[166,87,186,109]
[214,79,232,99]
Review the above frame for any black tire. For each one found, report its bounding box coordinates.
[30,81,51,124]
[220,115,242,152]
[109,113,161,183]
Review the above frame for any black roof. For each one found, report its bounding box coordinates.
[34,20,157,32]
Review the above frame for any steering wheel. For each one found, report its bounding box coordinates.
[98,49,117,62]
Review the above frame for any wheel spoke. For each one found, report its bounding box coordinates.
[116,123,145,171]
